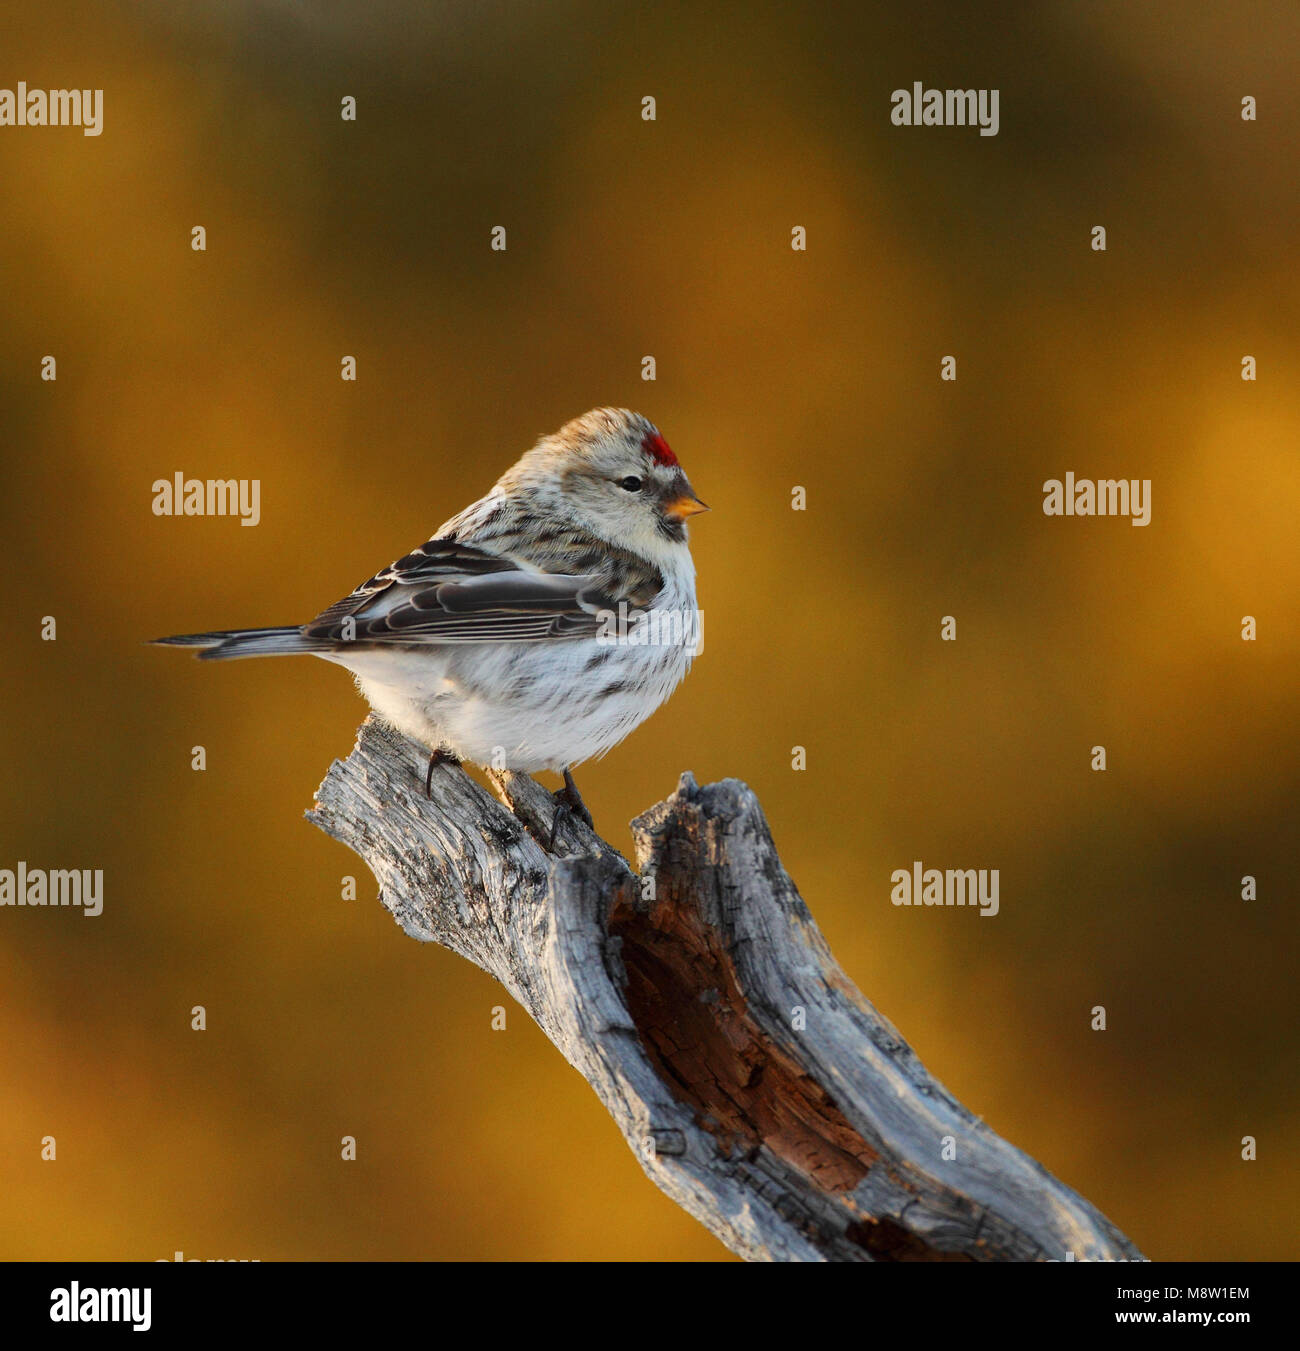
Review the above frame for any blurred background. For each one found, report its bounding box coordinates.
[1,0,1296,1261]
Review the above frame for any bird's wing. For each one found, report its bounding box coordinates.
[302,536,647,645]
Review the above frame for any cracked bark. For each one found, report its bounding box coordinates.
[307,716,1143,1263]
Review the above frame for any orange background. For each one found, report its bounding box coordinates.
[1,1,1296,1260]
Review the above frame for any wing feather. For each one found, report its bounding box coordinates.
[301,534,648,646]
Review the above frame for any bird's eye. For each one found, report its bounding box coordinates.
[618,476,643,492]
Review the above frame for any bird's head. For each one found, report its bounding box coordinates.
[501,408,708,557]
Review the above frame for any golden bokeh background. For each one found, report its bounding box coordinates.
[2,1,1296,1260]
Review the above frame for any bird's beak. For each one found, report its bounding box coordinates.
[662,491,710,521]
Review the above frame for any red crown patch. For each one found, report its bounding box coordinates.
[642,431,678,467]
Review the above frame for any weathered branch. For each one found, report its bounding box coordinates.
[307,716,1142,1262]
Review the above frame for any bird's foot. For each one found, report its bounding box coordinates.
[424,747,461,797]
[549,767,594,848]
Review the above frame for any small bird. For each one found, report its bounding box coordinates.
[154,408,708,843]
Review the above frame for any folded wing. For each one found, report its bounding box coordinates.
[302,537,634,645]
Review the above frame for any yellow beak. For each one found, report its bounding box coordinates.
[662,493,710,521]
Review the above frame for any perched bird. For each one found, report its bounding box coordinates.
[154,408,708,843]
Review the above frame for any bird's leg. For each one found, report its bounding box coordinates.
[562,768,595,830]
[425,747,461,798]
[549,766,595,848]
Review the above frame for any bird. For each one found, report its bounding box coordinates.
[154,408,708,845]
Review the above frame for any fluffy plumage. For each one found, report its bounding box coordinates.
[155,408,707,774]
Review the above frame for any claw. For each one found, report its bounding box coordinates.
[549,767,594,847]
[424,748,461,797]
[548,799,570,850]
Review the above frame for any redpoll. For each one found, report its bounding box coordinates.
[154,408,708,840]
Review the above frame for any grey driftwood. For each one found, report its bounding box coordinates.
[307,715,1142,1263]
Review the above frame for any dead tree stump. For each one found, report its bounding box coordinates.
[307,716,1142,1263]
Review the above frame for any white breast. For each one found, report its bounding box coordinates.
[329,555,700,773]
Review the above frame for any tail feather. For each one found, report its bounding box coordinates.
[152,626,327,661]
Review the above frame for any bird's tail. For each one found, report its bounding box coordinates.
[152,626,331,661]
